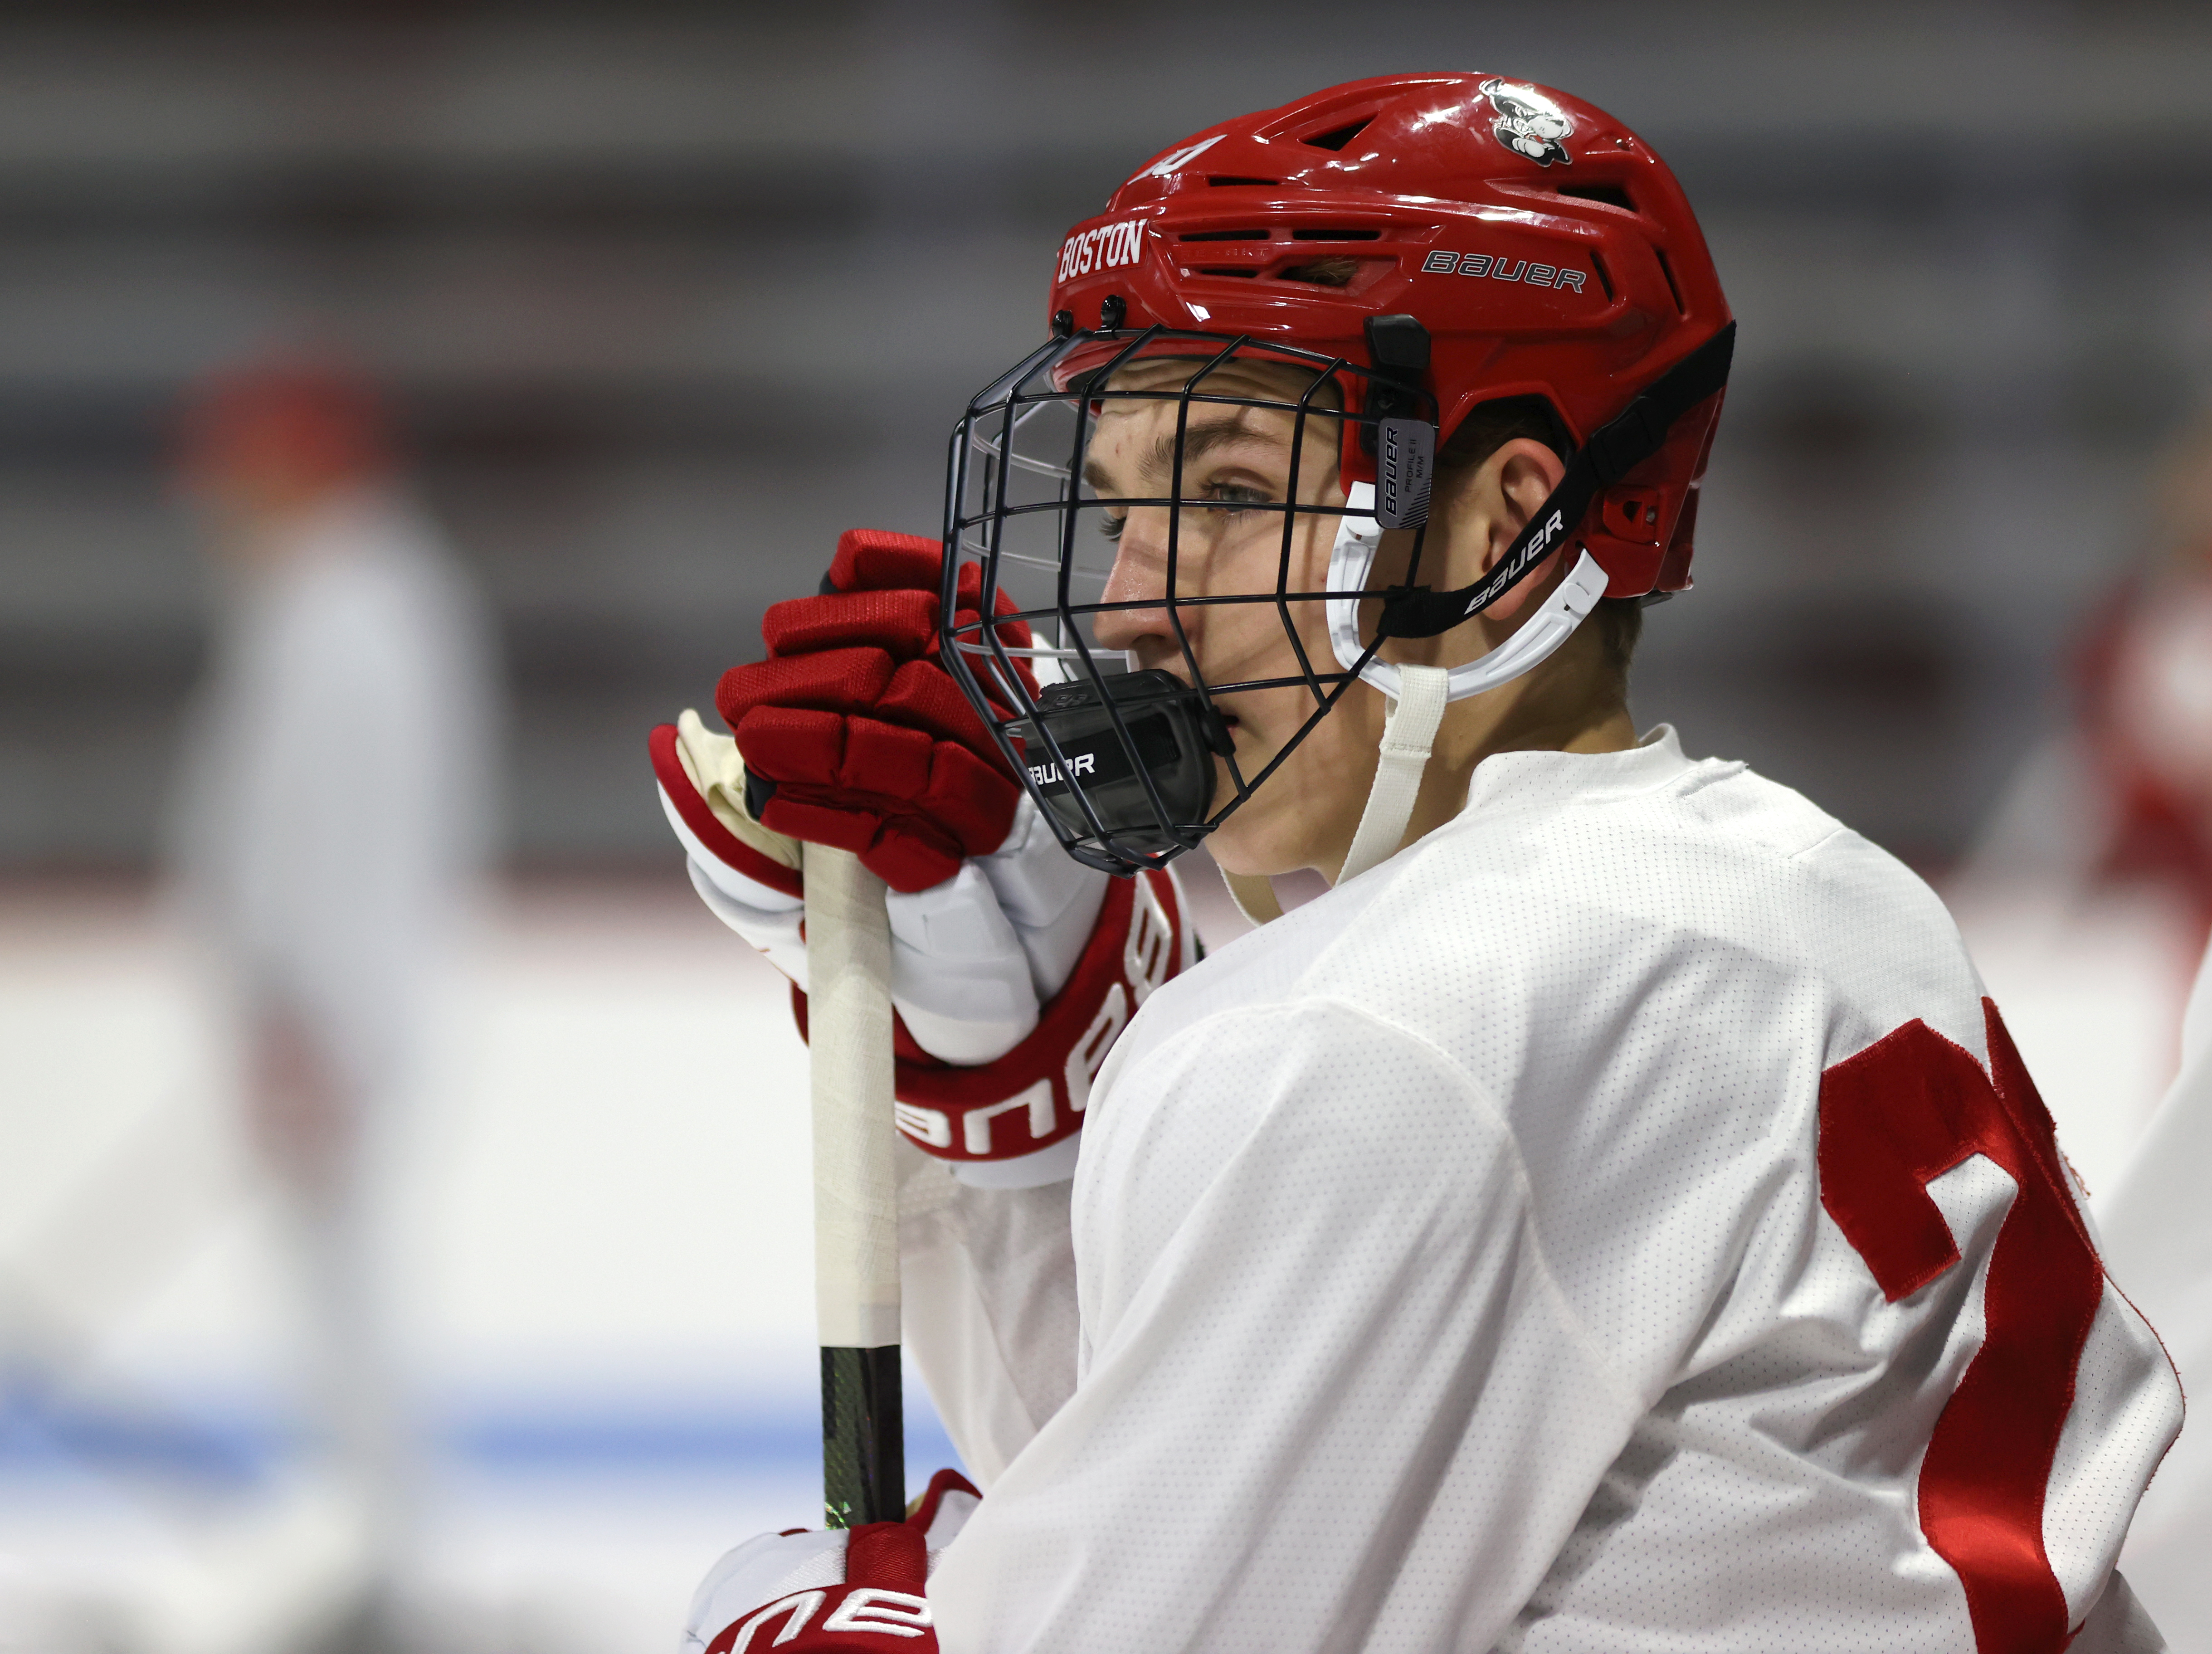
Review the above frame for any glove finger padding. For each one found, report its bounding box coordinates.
[719,649,896,729]
[736,710,932,796]
[756,598,1034,715]
[825,527,1037,647]
[731,704,1018,893]
[762,588,939,662]
[825,527,947,595]
[716,528,1037,894]
[721,652,1014,762]
[822,525,1040,705]
[885,659,1009,758]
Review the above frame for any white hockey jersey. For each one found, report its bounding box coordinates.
[903,728,2182,1653]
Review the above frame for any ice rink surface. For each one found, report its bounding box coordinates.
[0,876,958,1654]
[0,864,2195,1654]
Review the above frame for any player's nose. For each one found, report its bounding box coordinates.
[1093,508,1176,652]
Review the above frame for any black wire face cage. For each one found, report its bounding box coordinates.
[940,326,1438,878]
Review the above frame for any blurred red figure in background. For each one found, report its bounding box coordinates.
[166,356,500,1645]
[1969,419,2212,950]
[2079,425,2212,934]
[178,365,395,523]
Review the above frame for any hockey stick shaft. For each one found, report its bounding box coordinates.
[804,845,905,1527]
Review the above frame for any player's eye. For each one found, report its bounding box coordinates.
[1200,483,1271,516]
[1099,510,1126,542]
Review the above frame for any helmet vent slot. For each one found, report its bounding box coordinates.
[1302,117,1373,152]
[1653,246,1687,315]
[1179,229,1268,241]
[1195,266,1260,278]
[1555,181,1636,212]
[1278,258,1361,287]
[1206,176,1278,187]
[1589,251,1616,302]
[1290,227,1382,241]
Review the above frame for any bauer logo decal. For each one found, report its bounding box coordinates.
[820,1587,931,1637]
[1468,508,1566,615]
[1057,219,1145,283]
[1422,248,1586,293]
[1065,982,1128,1113]
[1374,418,1434,531]
[1479,78,1574,168]
[960,1080,1056,1155]
[718,1590,827,1652]
[716,1585,932,1653]
[893,1100,953,1149]
[1125,877,1174,1007]
[1029,750,1098,788]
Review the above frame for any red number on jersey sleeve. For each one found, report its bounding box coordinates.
[1817,1000,2102,1654]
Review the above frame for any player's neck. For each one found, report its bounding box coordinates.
[1387,642,1638,865]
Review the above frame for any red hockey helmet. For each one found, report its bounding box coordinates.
[941,74,1735,877]
[1047,73,1731,599]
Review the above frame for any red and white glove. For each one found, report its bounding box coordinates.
[722,527,1033,895]
[650,530,1196,1188]
[680,1470,977,1654]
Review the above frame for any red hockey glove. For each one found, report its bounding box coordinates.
[716,528,1034,894]
[681,1470,978,1654]
[653,710,1194,1184]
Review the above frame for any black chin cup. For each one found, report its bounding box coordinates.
[1010,669,1231,864]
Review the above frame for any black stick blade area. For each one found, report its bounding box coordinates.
[821,1344,906,1528]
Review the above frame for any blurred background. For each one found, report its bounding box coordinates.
[6,1,2212,1650]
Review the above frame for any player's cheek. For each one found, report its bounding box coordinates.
[1213,677,1304,787]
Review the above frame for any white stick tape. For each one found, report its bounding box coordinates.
[805,846,902,1350]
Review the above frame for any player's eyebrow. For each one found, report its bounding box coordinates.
[1081,416,1282,496]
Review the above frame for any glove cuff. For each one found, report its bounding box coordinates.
[651,719,804,900]
[690,1469,978,1654]
[794,868,1189,1171]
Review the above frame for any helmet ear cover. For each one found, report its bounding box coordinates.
[1376,322,1734,641]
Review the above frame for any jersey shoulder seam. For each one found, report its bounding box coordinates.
[1783,821,1854,866]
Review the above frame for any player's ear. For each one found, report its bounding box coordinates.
[1432,438,1568,623]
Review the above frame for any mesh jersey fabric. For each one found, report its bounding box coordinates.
[917,727,2182,1654]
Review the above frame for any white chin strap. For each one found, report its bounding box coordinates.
[1327,482,1611,886]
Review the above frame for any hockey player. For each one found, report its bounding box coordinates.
[167,357,499,1635]
[654,76,2182,1652]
